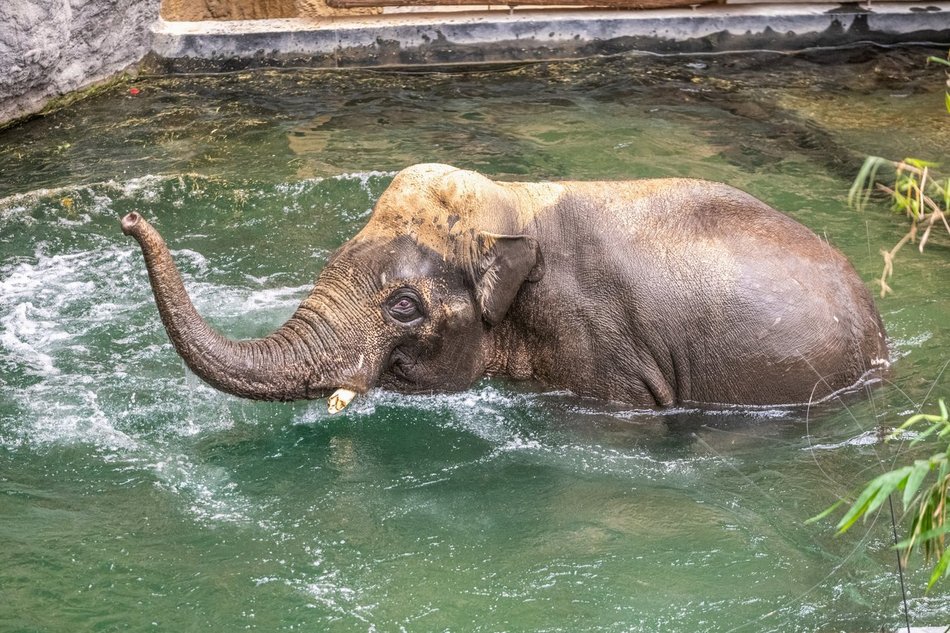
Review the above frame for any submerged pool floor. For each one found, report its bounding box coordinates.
[1,45,949,632]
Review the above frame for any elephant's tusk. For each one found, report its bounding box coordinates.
[327,388,357,414]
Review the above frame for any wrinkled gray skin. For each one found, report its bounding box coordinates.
[123,163,888,407]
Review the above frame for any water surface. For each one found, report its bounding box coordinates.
[1,45,949,632]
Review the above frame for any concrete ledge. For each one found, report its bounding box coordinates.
[148,3,950,70]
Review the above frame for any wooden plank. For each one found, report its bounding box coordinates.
[327,0,719,8]
[162,0,298,20]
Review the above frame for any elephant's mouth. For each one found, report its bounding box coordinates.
[385,347,417,386]
[389,349,412,381]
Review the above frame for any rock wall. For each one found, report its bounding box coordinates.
[0,0,162,127]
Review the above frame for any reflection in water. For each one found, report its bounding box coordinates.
[4,47,948,199]
[0,46,948,632]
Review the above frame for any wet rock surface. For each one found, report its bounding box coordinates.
[0,0,161,127]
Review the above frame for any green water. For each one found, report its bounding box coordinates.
[1,46,949,632]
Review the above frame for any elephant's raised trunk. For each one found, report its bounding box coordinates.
[122,212,340,402]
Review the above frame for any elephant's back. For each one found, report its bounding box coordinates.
[550,178,888,405]
[560,178,812,240]
[657,181,885,403]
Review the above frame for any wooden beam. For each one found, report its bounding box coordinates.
[327,0,719,9]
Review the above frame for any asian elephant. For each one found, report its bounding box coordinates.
[122,163,888,411]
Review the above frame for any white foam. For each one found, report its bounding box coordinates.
[497,435,542,452]
[0,241,149,450]
[339,170,397,195]
[7,376,138,450]
[171,248,209,274]
[293,569,373,628]
[806,429,883,451]
[331,385,533,446]
[272,170,395,197]
[890,332,934,359]
[0,174,169,219]
[237,284,312,313]
[1,252,101,375]
[151,454,253,525]
[295,385,717,483]
[0,302,65,376]
[181,280,312,325]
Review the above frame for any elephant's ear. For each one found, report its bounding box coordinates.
[471,232,544,325]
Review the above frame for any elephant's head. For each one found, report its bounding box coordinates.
[123,164,547,411]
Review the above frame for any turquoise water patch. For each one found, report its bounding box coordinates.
[1,47,948,632]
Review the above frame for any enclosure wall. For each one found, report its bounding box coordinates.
[0,0,162,127]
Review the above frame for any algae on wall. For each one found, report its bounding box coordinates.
[0,0,161,127]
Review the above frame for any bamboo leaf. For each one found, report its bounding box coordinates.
[906,158,940,169]
[927,548,950,591]
[806,500,844,525]
[903,460,932,510]
[837,468,912,533]
[865,473,907,517]
[836,483,882,533]
[911,422,943,446]
[894,524,950,550]
[849,156,887,212]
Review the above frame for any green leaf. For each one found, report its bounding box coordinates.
[837,468,912,533]
[910,422,943,446]
[836,484,879,533]
[927,548,950,591]
[805,500,844,525]
[849,156,887,212]
[902,460,932,510]
[896,524,950,551]
[866,469,911,515]
[905,158,939,169]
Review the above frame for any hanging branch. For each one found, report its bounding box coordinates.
[849,157,949,297]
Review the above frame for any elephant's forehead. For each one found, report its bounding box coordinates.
[356,195,463,261]
[354,170,482,258]
[356,164,566,259]
[325,235,458,297]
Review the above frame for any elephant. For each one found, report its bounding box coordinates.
[122,163,888,412]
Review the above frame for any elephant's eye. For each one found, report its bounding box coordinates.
[384,289,425,325]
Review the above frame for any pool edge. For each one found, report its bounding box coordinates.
[147,3,950,71]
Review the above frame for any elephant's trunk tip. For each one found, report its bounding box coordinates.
[121,211,143,236]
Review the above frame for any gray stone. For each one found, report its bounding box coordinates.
[0,0,161,127]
